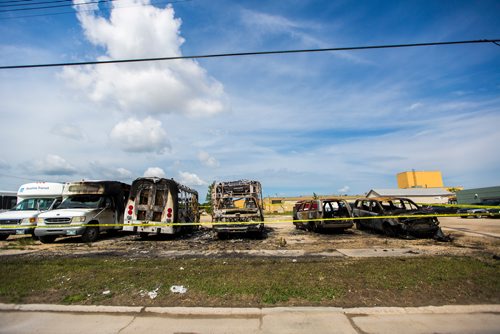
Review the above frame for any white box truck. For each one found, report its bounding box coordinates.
[0,182,64,240]
[36,181,130,243]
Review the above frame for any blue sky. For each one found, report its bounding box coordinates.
[0,0,499,198]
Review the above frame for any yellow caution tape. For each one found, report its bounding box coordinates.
[0,211,497,230]
[416,202,500,209]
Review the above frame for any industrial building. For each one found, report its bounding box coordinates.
[456,186,500,204]
[397,170,444,189]
[366,188,453,204]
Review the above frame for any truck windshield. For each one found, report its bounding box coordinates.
[12,198,56,211]
[58,195,103,209]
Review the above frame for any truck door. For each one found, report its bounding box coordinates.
[99,196,116,230]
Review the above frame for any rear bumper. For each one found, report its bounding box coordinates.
[404,224,440,236]
[123,220,176,235]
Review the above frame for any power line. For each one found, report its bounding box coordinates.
[0,0,48,4]
[0,172,42,182]
[0,0,73,9]
[1,39,499,70]
[0,0,191,19]
[0,0,117,12]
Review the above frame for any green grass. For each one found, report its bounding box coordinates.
[0,256,498,307]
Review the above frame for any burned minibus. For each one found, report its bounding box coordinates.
[123,177,199,238]
[211,180,264,237]
[36,181,130,243]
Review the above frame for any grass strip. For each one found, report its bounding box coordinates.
[0,256,498,307]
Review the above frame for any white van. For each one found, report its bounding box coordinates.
[0,183,64,240]
[36,181,130,243]
[0,191,17,212]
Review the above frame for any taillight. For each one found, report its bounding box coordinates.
[167,208,172,218]
[127,205,133,215]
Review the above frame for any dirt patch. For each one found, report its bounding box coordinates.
[0,216,498,259]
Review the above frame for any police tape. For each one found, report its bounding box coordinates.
[416,202,500,209]
[201,203,500,209]
[1,212,498,230]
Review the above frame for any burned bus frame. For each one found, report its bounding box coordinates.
[123,177,199,237]
[211,180,264,237]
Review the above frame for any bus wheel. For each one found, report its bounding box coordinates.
[82,226,99,243]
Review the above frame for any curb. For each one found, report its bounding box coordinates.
[1,303,498,315]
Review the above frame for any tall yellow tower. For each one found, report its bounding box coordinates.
[397,170,443,189]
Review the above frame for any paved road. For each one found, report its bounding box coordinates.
[439,217,500,238]
[1,304,499,334]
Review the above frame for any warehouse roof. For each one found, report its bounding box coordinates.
[367,188,453,197]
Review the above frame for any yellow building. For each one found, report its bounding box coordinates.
[397,170,443,189]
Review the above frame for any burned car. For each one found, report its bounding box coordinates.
[211,180,264,237]
[457,200,500,218]
[352,197,449,241]
[293,198,353,232]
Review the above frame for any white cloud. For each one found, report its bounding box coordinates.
[144,167,166,178]
[338,186,350,194]
[89,161,133,180]
[110,117,170,154]
[50,124,86,140]
[34,154,77,176]
[178,171,206,186]
[63,1,228,117]
[116,168,133,178]
[408,102,423,110]
[241,9,300,33]
[198,151,219,168]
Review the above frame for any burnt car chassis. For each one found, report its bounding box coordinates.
[211,180,265,238]
[352,197,451,241]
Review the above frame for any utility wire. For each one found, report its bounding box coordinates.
[0,0,73,9]
[1,39,499,70]
[0,0,46,4]
[0,0,191,19]
[0,172,42,182]
[0,0,117,12]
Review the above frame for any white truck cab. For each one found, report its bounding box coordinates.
[0,183,64,240]
[35,181,130,243]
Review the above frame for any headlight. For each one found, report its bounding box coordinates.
[71,216,86,223]
[37,217,44,224]
[21,217,37,224]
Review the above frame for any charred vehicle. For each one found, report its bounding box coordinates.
[352,197,449,241]
[292,200,304,221]
[123,177,199,238]
[293,198,353,232]
[457,200,500,218]
[36,181,130,243]
[211,180,264,237]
